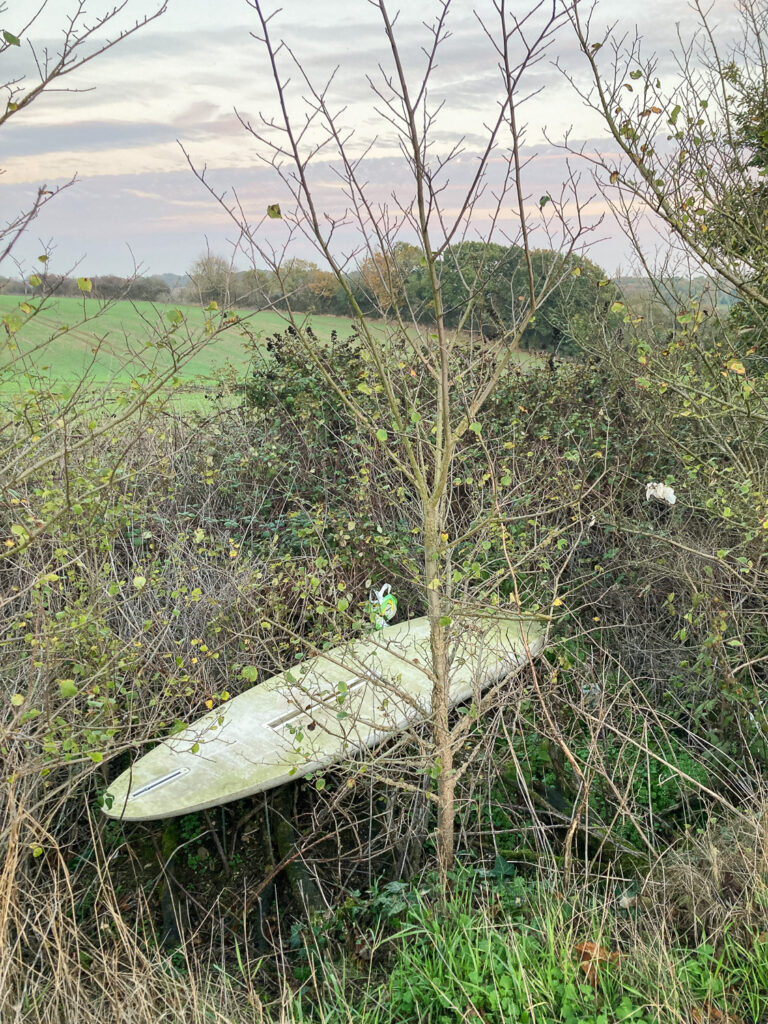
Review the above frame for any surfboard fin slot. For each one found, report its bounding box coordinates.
[130,768,188,799]
[269,675,369,731]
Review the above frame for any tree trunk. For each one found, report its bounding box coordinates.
[424,505,455,889]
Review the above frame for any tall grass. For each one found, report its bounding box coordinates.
[4,825,767,1024]
[285,862,768,1024]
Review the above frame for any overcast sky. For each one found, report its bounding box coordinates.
[1,0,741,278]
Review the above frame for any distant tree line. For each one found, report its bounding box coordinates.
[2,243,619,354]
[2,273,173,301]
[189,244,619,354]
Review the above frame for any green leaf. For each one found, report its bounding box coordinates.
[166,308,183,325]
[668,104,681,126]
[240,665,259,683]
[357,382,372,395]
[468,421,482,434]
[88,751,104,764]
[205,300,218,311]
[267,203,282,219]
[77,277,92,292]
[3,30,20,46]
[610,301,625,313]
[38,254,49,263]
[539,195,551,207]
[32,845,43,858]
[59,679,78,698]
[439,615,452,628]
[337,598,349,612]
[500,474,512,486]
[375,428,388,442]
[29,274,42,287]
[133,575,147,591]
[315,777,326,791]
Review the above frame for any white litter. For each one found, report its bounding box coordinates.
[645,481,676,506]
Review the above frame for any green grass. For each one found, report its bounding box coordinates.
[0,294,540,415]
[278,872,768,1024]
[0,295,358,391]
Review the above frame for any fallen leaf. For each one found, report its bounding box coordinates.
[691,1002,746,1024]
[573,941,622,987]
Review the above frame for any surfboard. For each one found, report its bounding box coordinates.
[103,613,544,821]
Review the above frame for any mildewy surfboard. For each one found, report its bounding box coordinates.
[103,613,543,821]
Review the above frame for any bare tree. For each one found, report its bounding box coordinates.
[188,248,234,308]
[562,0,768,320]
[187,0,598,884]
[0,0,168,264]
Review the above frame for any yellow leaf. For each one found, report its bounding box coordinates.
[552,598,564,607]
[727,358,746,375]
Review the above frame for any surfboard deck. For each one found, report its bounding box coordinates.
[103,613,543,821]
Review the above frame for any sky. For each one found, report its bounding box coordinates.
[0,0,741,279]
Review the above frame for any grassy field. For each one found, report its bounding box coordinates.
[0,294,540,412]
[0,295,356,391]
